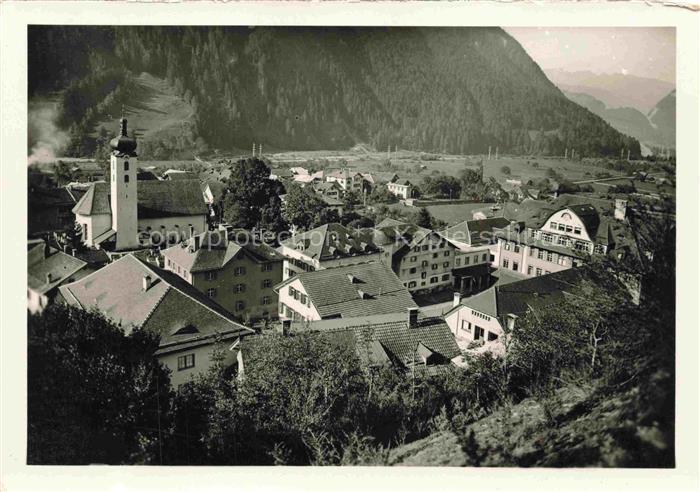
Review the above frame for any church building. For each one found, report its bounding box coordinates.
[72,119,208,251]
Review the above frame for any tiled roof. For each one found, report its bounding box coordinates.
[441,218,511,246]
[299,312,461,368]
[59,255,253,349]
[72,180,207,218]
[458,268,588,319]
[277,262,417,319]
[279,223,380,261]
[28,246,87,295]
[372,220,434,249]
[163,230,282,273]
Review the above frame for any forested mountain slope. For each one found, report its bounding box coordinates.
[29,26,640,158]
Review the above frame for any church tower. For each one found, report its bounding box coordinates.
[109,118,139,250]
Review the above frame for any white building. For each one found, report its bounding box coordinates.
[72,119,208,251]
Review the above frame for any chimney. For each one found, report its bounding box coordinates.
[142,275,153,291]
[505,313,518,333]
[614,199,628,221]
[189,224,194,238]
[45,273,53,284]
[407,307,419,328]
[453,292,462,307]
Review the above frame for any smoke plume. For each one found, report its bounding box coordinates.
[28,98,69,165]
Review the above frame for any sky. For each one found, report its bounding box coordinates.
[504,27,676,84]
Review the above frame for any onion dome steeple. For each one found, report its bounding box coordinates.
[109,117,137,156]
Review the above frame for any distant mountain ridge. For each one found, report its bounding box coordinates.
[564,89,675,150]
[29,26,641,158]
[545,69,674,114]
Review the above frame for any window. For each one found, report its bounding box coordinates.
[408,281,417,288]
[474,326,485,341]
[177,353,195,371]
[234,266,246,276]
[558,256,569,266]
[443,261,450,268]
[206,288,217,298]
[574,241,590,252]
[473,255,478,263]
[512,262,519,271]
[183,270,188,278]
[490,254,495,262]
[558,223,566,232]
[529,248,535,257]
[422,245,429,251]
[234,283,246,293]
[431,264,438,270]
[503,259,509,268]
[574,226,582,235]
[124,175,130,183]
[537,250,544,260]
[557,235,568,246]
[300,293,308,306]
[289,286,297,298]
[205,271,217,281]
[441,274,450,281]
[444,250,450,257]
[262,279,272,289]
[421,272,427,279]
[431,244,437,250]
[236,301,246,311]
[565,225,573,233]
[546,252,554,262]
[541,232,553,243]
[536,268,542,276]
[261,296,271,305]
[482,253,488,262]
[430,276,438,284]
[465,256,470,265]
[550,221,557,229]
[471,310,491,321]
[410,256,417,263]
[504,242,511,251]
[409,267,417,274]
[455,258,461,266]
[527,265,533,275]
[487,332,499,342]
[413,246,420,253]
[262,264,273,272]
[421,260,429,267]
[432,253,438,259]
[461,320,472,332]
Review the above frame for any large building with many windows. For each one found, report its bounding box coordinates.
[162,229,283,322]
[275,261,416,322]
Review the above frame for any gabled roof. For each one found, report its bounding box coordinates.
[372,219,435,249]
[162,230,282,273]
[59,255,253,349]
[279,223,380,261]
[300,312,461,369]
[72,180,207,218]
[441,218,511,246]
[276,262,417,319]
[28,245,87,295]
[450,268,588,319]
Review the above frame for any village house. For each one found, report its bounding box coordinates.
[312,181,343,200]
[275,261,417,322]
[27,239,89,314]
[370,218,457,293]
[161,229,283,322]
[72,119,208,251]
[277,223,382,279]
[260,308,463,374]
[386,178,418,200]
[444,268,590,354]
[325,168,366,193]
[58,254,255,387]
[439,217,511,295]
[493,197,638,279]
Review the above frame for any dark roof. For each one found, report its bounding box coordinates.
[441,218,511,246]
[277,262,417,319]
[298,312,461,369]
[279,223,380,261]
[453,268,588,319]
[162,230,282,273]
[72,180,207,218]
[164,171,198,180]
[59,255,254,349]
[28,186,75,209]
[28,245,87,295]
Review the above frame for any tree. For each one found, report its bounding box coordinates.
[282,183,327,231]
[415,207,433,229]
[500,166,511,176]
[369,185,398,205]
[27,304,172,464]
[222,157,281,230]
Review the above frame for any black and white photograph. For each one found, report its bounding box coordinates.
[2,1,699,489]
